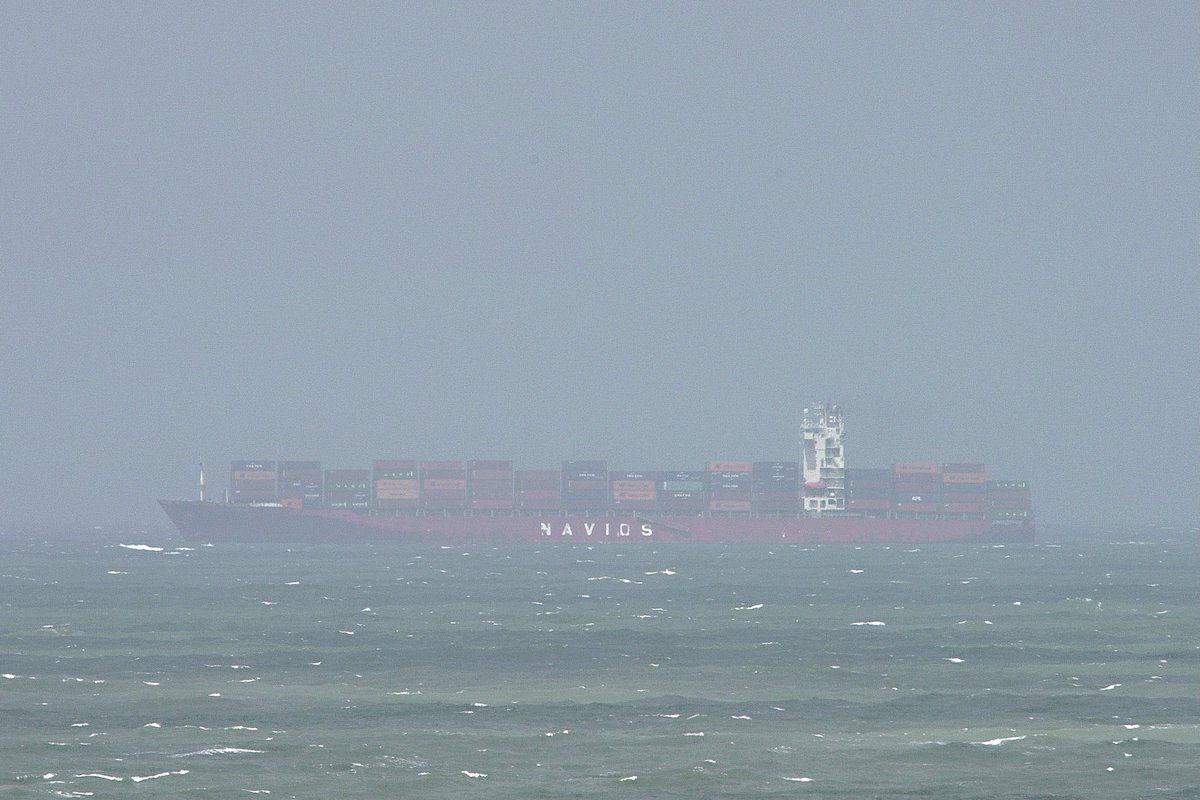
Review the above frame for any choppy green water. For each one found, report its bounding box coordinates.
[2,532,1199,798]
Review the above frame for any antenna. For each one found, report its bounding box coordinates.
[199,461,206,503]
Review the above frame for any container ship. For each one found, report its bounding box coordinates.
[160,404,1034,544]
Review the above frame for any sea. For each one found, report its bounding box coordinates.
[2,529,1199,799]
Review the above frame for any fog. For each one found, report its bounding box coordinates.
[2,4,1196,530]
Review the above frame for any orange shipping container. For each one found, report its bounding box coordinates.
[943,472,987,484]
[375,488,419,500]
[374,479,418,490]
[613,491,657,501]
[423,479,466,491]
[232,471,275,481]
[708,461,753,472]
[893,463,939,474]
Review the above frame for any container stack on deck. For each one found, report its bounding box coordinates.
[610,471,658,511]
[469,460,514,510]
[891,463,942,514]
[324,469,369,510]
[707,461,753,512]
[942,463,987,514]
[220,458,1030,522]
[845,468,890,512]
[516,470,560,511]
[278,461,322,509]
[421,461,466,510]
[562,461,608,512]
[373,460,419,510]
[987,480,1033,521]
[753,462,801,513]
[170,406,1033,543]
[230,461,276,503]
[659,471,708,513]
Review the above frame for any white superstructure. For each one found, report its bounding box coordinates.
[801,403,845,511]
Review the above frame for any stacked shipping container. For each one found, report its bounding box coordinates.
[469,460,514,510]
[610,471,658,511]
[562,461,608,511]
[373,460,420,510]
[516,470,560,511]
[227,458,1028,522]
[324,469,370,509]
[892,463,941,513]
[421,461,467,510]
[987,480,1033,520]
[845,468,890,512]
[941,463,987,514]
[231,461,276,503]
[278,461,322,509]
[753,462,800,513]
[658,470,707,513]
[708,461,753,512]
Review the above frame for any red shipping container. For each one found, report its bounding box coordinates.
[470,498,513,509]
[847,499,890,510]
[893,502,939,513]
[469,469,513,480]
[376,498,420,510]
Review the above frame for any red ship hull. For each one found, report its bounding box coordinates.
[160,501,1034,544]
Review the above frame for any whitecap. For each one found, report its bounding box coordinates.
[783,776,814,782]
[731,715,752,720]
[74,773,122,781]
[143,722,161,727]
[119,544,164,552]
[734,603,764,610]
[851,621,886,626]
[945,658,965,663]
[1100,683,1122,691]
[174,747,263,757]
[849,569,864,574]
[973,735,1025,746]
[683,731,704,736]
[461,770,487,778]
[130,770,188,782]
[620,775,637,781]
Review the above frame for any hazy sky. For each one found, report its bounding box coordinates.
[3,3,1196,530]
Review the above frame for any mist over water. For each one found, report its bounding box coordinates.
[4,529,1199,798]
